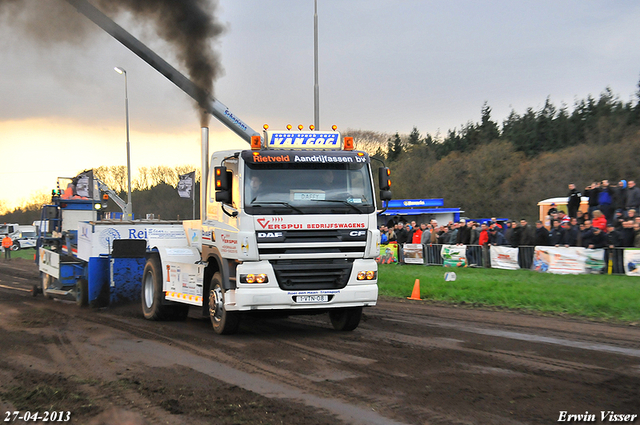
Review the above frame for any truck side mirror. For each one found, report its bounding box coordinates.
[378,167,391,191]
[380,190,392,201]
[214,166,232,204]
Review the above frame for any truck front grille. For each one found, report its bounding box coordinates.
[270,259,353,291]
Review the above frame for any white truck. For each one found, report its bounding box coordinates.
[36,130,391,334]
[43,0,393,334]
[11,225,37,250]
[144,127,392,334]
[0,223,21,242]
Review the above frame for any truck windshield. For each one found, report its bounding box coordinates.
[244,160,375,215]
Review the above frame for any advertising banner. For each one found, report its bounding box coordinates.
[490,246,520,270]
[403,243,424,264]
[441,244,467,267]
[532,247,604,274]
[624,249,640,276]
[377,243,398,264]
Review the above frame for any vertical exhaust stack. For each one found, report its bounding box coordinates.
[201,127,209,221]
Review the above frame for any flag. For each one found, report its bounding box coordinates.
[73,170,93,198]
[177,171,195,199]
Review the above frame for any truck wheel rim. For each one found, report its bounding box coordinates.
[143,272,154,309]
[210,287,223,322]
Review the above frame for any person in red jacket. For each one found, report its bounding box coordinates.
[591,210,608,232]
[478,223,489,246]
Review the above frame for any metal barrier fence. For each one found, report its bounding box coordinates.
[412,244,631,275]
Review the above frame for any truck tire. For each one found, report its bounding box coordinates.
[141,256,168,320]
[329,307,363,331]
[209,272,239,335]
[11,242,19,251]
[75,279,88,307]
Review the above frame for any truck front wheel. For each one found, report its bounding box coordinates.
[329,307,363,331]
[209,272,239,335]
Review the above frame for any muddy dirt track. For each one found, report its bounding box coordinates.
[1,258,640,425]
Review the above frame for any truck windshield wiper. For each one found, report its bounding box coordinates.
[310,199,366,213]
[251,201,305,214]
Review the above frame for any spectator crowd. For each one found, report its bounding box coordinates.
[379,180,640,250]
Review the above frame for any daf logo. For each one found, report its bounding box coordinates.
[258,232,283,238]
[350,231,366,237]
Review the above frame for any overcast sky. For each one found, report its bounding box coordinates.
[1,0,640,210]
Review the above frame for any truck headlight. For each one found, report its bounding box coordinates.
[357,271,377,280]
[240,273,268,284]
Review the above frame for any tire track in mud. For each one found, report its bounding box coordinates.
[14,304,409,425]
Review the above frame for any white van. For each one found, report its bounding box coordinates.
[13,225,37,250]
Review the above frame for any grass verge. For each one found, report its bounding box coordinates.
[378,264,640,323]
[4,248,37,261]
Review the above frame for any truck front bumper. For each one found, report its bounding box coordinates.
[225,259,379,311]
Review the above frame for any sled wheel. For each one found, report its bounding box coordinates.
[75,279,88,307]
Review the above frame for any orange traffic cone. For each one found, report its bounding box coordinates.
[407,279,421,300]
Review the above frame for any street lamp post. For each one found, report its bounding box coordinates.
[114,66,133,220]
[314,0,319,131]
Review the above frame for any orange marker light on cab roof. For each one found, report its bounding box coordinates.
[286,124,292,130]
[263,124,269,130]
[309,125,315,131]
[298,124,304,130]
[332,125,337,131]
[343,136,354,151]
[251,135,261,150]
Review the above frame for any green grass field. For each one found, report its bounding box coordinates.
[3,248,37,261]
[378,263,640,323]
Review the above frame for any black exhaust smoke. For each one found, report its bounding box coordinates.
[0,0,224,127]
[94,0,224,126]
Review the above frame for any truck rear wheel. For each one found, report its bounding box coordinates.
[209,272,239,335]
[329,307,363,331]
[142,256,168,320]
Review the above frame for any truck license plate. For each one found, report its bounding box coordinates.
[296,295,328,303]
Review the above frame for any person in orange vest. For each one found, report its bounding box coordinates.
[2,234,13,260]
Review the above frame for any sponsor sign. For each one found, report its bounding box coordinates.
[39,248,60,279]
[376,243,398,264]
[441,244,467,267]
[490,246,520,270]
[403,243,424,264]
[532,246,604,274]
[255,217,366,230]
[243,150,369,164]
[266,131,340,149]
[623,248,640,276]
[219,232,238,255]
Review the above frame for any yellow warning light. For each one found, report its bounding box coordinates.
[251,135,261,150]
[263,124,269,130]
[332,125,337,131]
[343,136,354,151]
[309,125,315,131]
[286,124,292,130]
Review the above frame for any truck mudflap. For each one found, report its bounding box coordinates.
[225,258,378,311]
